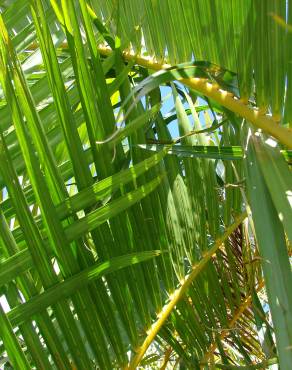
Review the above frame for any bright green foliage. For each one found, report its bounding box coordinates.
[0,1,291,369]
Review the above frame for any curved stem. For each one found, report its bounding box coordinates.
[98,47,292,149]
[28,42,292,147]
[126,212,247,369]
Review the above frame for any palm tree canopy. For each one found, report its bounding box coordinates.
[0,1,291,369]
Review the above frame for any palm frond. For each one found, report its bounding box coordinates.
[0,1,290,369]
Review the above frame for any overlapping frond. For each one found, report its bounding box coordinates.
[94,0,289,124]
[0,1,290,369]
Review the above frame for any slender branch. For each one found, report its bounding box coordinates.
[160,347,172,370]
[126,212,247,369]
[199,279,265,367]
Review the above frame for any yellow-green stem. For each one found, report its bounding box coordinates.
[97,47,292,149]
[127,212,247,369]
[28,43,292,148]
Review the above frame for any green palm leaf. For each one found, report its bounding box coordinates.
[0,1,290,369]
